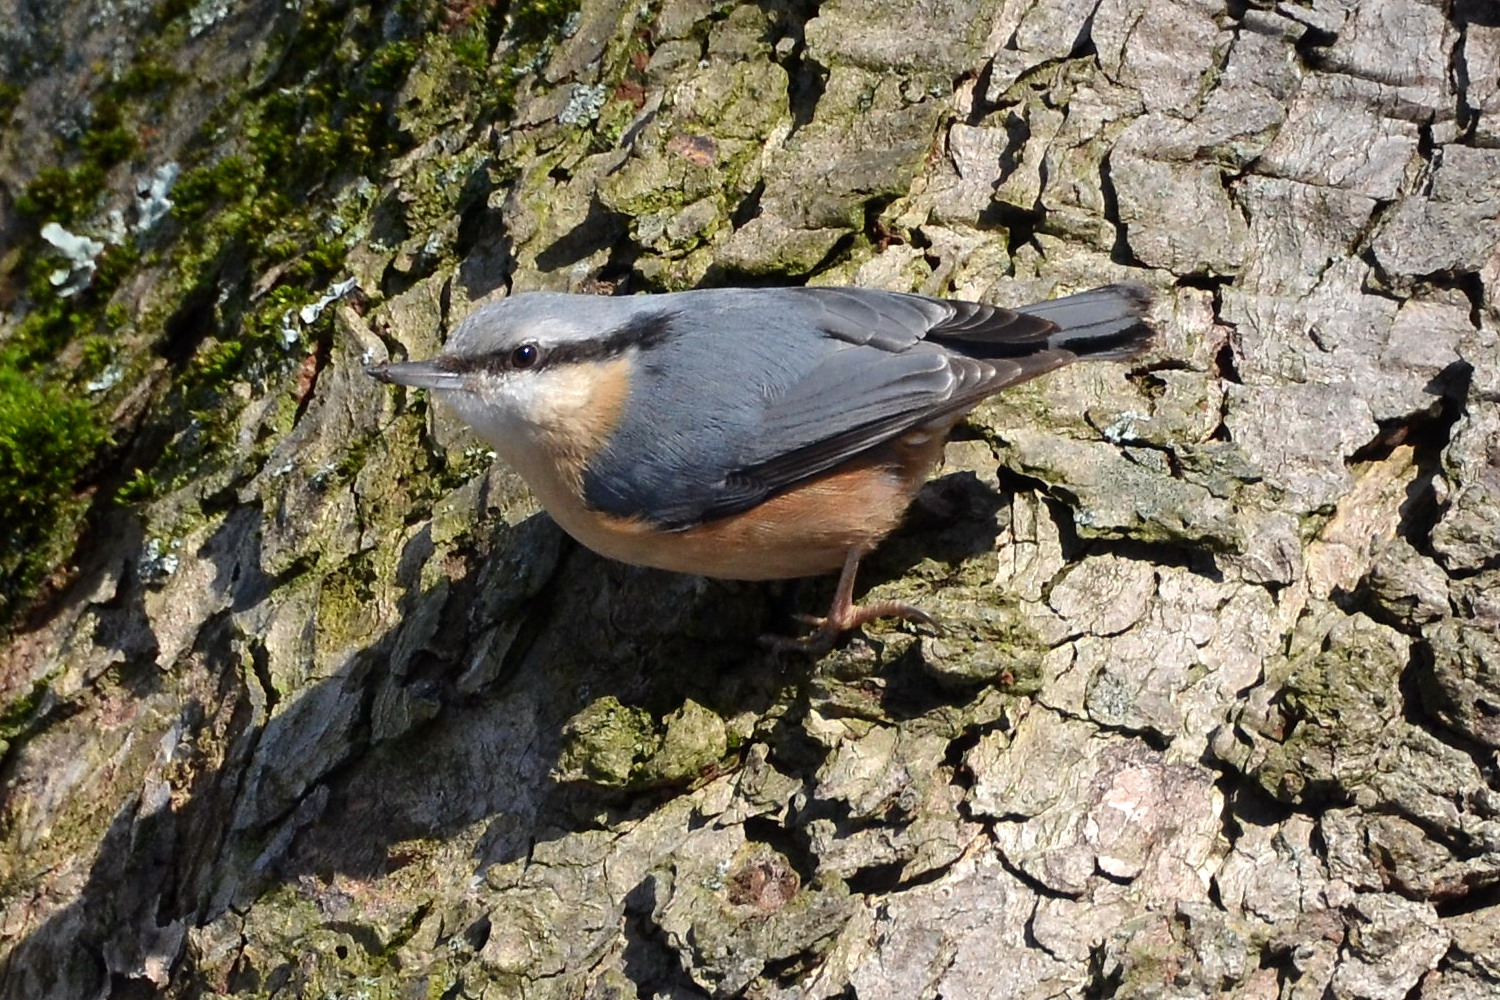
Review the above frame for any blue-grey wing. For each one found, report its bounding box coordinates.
[583,284,1152,529]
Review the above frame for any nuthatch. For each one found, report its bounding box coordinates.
[368,283,1154,652]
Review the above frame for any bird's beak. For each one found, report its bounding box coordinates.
[366,360,464,390]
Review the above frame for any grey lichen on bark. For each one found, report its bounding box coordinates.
[1,0,1499,998]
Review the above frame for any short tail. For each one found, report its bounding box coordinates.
[1018,282,1155,361]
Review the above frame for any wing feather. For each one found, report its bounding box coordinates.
[581,284,1151,529]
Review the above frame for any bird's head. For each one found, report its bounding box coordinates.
[368,293,673,464]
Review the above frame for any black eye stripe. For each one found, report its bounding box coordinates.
[435,344,543,375]
[436,310,679,375]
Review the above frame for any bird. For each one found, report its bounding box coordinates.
[367,283,1154,653]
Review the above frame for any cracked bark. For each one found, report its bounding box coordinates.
[2,0,1499,998]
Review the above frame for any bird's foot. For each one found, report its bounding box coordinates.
[760,601,938,656]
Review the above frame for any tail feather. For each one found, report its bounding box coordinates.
[1018,282,1155,361]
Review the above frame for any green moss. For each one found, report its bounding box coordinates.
[80,335,114,371]
[9,301,79,368]
[0,358,110,618]
[592,96,637,150]
[1252,614,1406,806]
[508,0,582,45]
[116,58,184,96]
[15,91,140,226]
[0,678,52,741]
[226,0,418,192]
[555,697,731,790]
[0,0,458,626]
[555,696,658,788]
[5,218,144,367]
[3,0,536,621]
[170,156,253,219]
[0,674,61,766]
[92,242,139,290]
[332,436,371,485]
[0,80,21,121]
[80,123,137,166]
[314,553,381,645]
[14,164,107,225]
[450,15,494,72]
[116,467,162,504]
[151,0,195,22]
[366,39,421,90]
[187,338,248,388]
[155,0,430,359]
[79,97,139,167]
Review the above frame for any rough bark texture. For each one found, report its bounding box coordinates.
[1,0,1498,998]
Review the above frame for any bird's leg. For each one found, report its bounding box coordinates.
[762,546,937,655]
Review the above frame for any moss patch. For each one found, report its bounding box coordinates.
[555,696,731,790]
[0,360,110,617]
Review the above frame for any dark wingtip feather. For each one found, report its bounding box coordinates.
[1068,317,1155,361]
[1108,281,1154,312]
[1016,282,1156,361]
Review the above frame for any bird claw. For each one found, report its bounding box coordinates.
[759,601,940,656]
[758,624,841,657]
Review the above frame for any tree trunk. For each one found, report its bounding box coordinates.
[1,0,1496,997]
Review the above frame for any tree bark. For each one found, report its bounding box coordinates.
[1,0,1497,997]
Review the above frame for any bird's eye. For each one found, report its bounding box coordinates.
[510,343,540,369]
